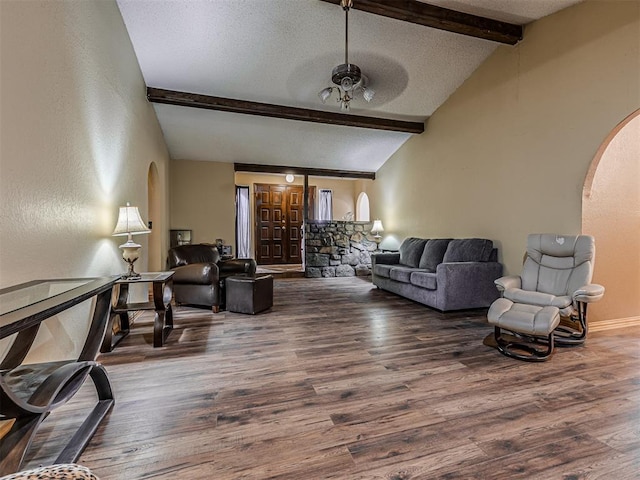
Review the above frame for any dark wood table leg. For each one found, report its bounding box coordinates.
[100,284,131,353]
[152,280,173,347]
[153,310,164,348]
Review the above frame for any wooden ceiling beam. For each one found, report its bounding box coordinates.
[234,163,376,180]
[147,88,424,134]
[319,0,523,45]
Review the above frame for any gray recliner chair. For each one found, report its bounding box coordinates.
[167,244,256,313]
[487,234,605,361]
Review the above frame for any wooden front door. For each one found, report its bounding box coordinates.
[255,184,304,265]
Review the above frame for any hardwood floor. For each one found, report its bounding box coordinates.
[22,277,640,479]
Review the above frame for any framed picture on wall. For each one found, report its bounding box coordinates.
[170,229,192,248]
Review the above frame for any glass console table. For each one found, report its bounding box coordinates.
[0,277,117,476]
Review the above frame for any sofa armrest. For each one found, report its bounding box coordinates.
[172,263,219,284]
[372,252,400,266]
[573,284,605,304]
[436,261,504,310]
[494,275,521,294]
[219,258,257,277]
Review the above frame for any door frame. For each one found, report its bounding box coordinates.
[253,183,315,264]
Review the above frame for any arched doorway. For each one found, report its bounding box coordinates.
[582,109,640,327]
[147,162,162,272]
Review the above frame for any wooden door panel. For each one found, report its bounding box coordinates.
[289,246,300,260]
[255,183,304,265]
[255,184,286,264]
[290,191,301,206]
[289,225,301,262]
[287,186,304,263]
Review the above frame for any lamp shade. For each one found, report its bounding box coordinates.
[371,220,384,234]
[112,203,150,236]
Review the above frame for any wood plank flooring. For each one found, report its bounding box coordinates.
[21,277,640,479]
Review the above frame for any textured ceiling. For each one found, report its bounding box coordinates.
[117,0,583,173]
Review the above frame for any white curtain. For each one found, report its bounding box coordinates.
[236,186,251,258]
[318,189,333,221]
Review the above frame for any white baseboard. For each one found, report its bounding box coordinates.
[590,316,640,332]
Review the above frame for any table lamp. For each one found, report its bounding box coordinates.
[371,219,384,250]
[112,202,150,279]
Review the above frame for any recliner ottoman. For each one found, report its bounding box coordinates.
[488,299,561,361]
[225,275,273,314]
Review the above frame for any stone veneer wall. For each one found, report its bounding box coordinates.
[305,221,377,278]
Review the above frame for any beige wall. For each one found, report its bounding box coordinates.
[234,172,373,257]
[314,177,360,219]
[170,166,374,260]
[583,111,640,322]
[170,160,236,246]
[372,0,640,283]
[0,0,170,360]
[235,172,367,219]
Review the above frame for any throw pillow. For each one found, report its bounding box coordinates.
[443,238,493,263]
[398,237,428,268]
[418,239,452,272]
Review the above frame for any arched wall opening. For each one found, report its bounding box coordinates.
[356,192,370,222]
[582,108,640,327]
[148,162,162,272]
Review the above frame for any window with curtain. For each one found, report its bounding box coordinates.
[235,186,251,258]
[318,189,333,221]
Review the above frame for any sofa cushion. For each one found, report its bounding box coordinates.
[399,237,428,268]
[443,238,494,263]
[410,271,437,290]
[390,266,427,283]
[374,264,393,278]
[418,239,452,272]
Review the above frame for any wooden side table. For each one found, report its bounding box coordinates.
[101,272,174,352]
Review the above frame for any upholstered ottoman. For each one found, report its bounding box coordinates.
[487,298,560,361]
[225,275,273,314]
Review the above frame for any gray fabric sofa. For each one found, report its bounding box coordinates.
[372,237,503,311]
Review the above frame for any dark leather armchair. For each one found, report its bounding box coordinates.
[167,244,256,313]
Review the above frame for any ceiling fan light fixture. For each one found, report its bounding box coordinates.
[319,87,333,103]
[318,1,372,111]
[341,76,354,91]
[332,63,362,90]
[363,87,375,102]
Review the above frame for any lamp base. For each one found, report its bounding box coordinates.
[121,259,141,280]
[119,241,142,280]
[374,235,382,251]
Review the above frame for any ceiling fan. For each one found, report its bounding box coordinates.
[318,0,375,111]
